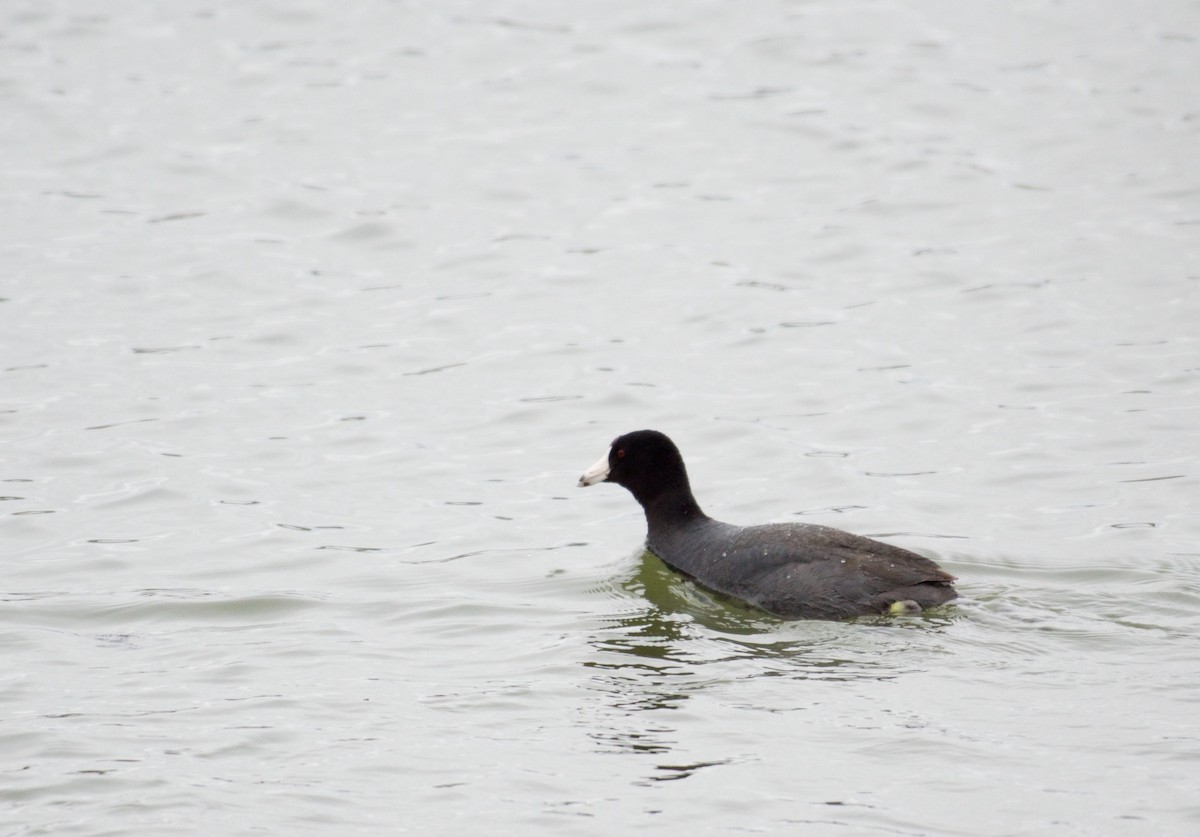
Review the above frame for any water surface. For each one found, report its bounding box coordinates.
[3,1,1199,834]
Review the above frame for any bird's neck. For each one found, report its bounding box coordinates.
[641,489,707,534]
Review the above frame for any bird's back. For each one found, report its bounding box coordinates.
[648,519,957,619]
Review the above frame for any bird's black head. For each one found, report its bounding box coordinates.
[578,429,700,517]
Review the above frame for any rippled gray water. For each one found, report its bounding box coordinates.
[4,1,1199,834]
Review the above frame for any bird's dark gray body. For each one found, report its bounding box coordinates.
[649,516,956,620]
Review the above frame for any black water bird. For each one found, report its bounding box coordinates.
[578,429,958,620]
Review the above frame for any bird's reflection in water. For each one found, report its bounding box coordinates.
[581,550,942,778]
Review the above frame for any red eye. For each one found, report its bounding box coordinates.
[616,449,625,458]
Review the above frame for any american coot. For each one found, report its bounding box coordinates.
[578,429,958,620]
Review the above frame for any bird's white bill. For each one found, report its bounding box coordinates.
[578,451,611,487]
